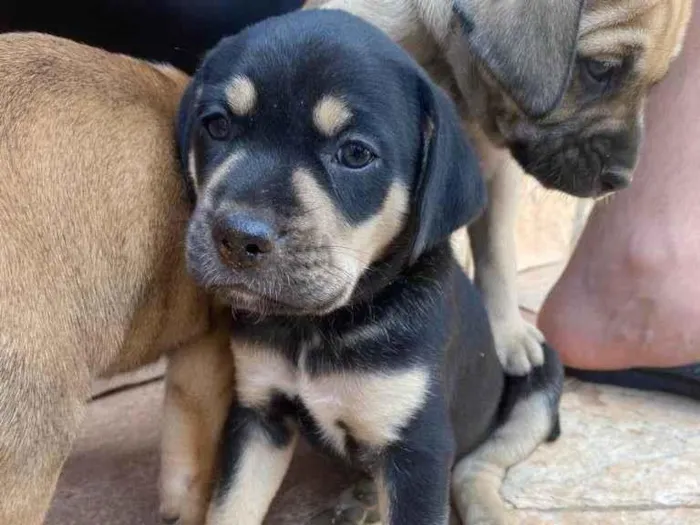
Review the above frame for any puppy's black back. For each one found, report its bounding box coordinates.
[440,256,504,458]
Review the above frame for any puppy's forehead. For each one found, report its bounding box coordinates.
[199,11,417,124]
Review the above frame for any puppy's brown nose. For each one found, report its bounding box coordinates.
[213,213,275,267]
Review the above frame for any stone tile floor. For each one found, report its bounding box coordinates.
[503,379,700,524]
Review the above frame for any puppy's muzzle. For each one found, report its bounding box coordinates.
[510,127,639,198]
[212,212,277,269]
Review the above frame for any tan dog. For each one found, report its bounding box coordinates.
[0,33,234,525]
[306,0,692,377]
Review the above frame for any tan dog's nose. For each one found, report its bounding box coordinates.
[600,170,631,193]
[213,213,275,268]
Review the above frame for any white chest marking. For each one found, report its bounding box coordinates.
[233,341,430,454]
[299,367,431,452]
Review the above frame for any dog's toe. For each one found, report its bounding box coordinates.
[495,319,546,375]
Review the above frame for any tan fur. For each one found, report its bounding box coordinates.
[226,75,258,116]
[306,0,692,378]
[207,425,298,525]
[159,324,235,525]
[234,340,299,408]
[299,367,430,452]
[292,168,409,310]
[313,95,354,137]
[0,33,230,525]
[451,392,554,525]
[202,152,247,206]
[580,0,692,83]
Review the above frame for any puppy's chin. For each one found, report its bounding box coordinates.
[213,283,354,317]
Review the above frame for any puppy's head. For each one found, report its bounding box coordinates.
[448,0,691,197]
[179,9,484,316]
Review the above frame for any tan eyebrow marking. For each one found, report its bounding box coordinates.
[225,75,257,116]
[313,95,352,137]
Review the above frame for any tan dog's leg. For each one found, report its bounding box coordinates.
[159,329,235,525]
[0,341,89,525]
[468,138,544,375]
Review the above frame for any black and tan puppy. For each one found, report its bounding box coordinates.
[175,9,563,525]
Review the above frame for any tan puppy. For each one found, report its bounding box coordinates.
[0,33,233,525]
[306,0,692,376]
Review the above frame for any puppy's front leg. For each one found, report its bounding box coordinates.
[469,139,544,375]
[375,406,453,525]
[206,402,298,525]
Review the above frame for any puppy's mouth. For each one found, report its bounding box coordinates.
[212,283,350,316]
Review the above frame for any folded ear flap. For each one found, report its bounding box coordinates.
[176,80,198,203]
[410,77,486,263]
[453,0,584,118]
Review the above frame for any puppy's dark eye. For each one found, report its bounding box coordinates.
[582,59,618,85]
[202,112,231,141]
[336,141,375,169]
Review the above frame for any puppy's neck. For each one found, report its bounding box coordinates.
[229,242,456,358]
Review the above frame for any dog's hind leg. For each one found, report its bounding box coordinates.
[451,344,563,525]
[158,327,235,525]
[0,337,90,525]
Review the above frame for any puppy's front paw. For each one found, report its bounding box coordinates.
[492,318,545,376]
[309,478,382,525]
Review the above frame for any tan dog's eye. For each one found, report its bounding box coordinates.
[203,112,232,141]
[582,59,618,84]
[336,141,376,169]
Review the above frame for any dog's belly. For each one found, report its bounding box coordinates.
[233,342,430,456]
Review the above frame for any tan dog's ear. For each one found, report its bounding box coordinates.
[454,0,584,118]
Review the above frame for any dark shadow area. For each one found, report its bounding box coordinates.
[0,0,304,73]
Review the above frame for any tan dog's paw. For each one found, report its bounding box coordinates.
[492,318,545,376]
[308,478,382,525]
[158,472,209,525]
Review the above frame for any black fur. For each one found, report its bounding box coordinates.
[180,10,564,524]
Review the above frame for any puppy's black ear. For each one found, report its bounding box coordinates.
[454,0,584,118]
[177,80,198,203]
[410,77,486,263]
